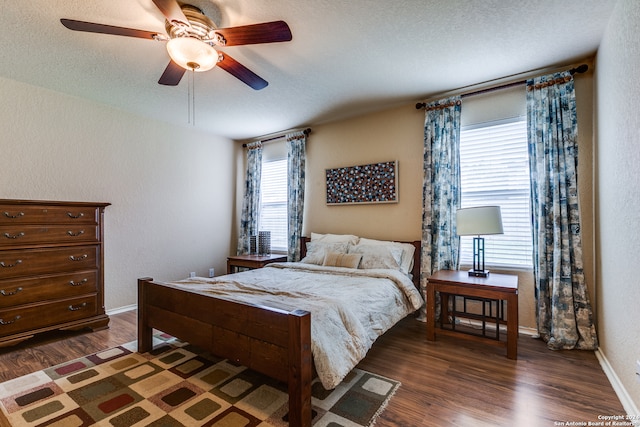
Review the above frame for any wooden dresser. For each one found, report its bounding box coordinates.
[0,199,110,347]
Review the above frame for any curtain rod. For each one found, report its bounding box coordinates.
[415,63,589,110]
[242,127,311,147]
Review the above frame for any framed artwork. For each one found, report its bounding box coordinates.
[326,160,398,205]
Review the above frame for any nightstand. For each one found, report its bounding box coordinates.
[426,269,519,359]
[226,254,287,274]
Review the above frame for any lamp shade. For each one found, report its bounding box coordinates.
[456,206,504,236]
[166,37,218,72]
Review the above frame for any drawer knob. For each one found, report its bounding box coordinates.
[0,287,23,296]
[66,212,85,219]
[3,232,25,239]
[3,211,24,219]
[69,279,88,287]
[68,302,87,311]
[0,315,20,325]
[67,230,85,237]
[69,254,88,261]
[0,260,22,268]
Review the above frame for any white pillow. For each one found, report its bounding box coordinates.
[310,232,360,245]
[357,237,415,275]
[349,244,404,271]
[301,241,349,265]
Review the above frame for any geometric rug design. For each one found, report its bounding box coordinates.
[0,334,400,426]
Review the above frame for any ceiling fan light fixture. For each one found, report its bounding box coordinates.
[166,37,217,71]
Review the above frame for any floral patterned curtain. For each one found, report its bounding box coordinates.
[286,131,307,261]
[419,96,462,321]
[237,142,262,255]
[526,71,598,350]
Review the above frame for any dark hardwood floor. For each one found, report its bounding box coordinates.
[0,310,625,426]
[0,310,137,382]
[360,317,625,426]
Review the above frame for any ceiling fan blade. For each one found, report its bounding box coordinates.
[152,0,190,28]
[60,19,161,40]
[217,53,268,90]
[215,21,292,46]
[158,60,186,86]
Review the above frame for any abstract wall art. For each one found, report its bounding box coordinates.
[325,160,398,205]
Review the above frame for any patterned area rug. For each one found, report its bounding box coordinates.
[0,334,400,426]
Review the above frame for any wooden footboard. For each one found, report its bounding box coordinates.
[137,277,312,427]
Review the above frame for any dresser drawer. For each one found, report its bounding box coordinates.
[0,270,98,308]
[0,205,98,225]
[0,295,98,336]
[0,225,99,247]
[0,246,99,279]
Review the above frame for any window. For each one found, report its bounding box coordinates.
[459,117,532,269]
[259,158,288,252]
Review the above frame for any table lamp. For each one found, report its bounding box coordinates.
[456,206,504,277]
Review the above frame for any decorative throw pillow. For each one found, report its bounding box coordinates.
[323,252,362,269]
[301,241,349,265]
[349,244,404,270]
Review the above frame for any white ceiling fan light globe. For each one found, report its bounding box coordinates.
[166,37,218,71]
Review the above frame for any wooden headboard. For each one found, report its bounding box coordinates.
[299,237,421,291]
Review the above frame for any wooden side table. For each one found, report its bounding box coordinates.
[226,254,288,274]
[426,270,519,359]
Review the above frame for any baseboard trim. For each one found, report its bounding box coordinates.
[595,348,640,423]
[106,304,137,316]
[518,326,537,336]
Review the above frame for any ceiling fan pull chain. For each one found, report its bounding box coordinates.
[186,67,196,126]
[192,68,196,126]
[187,68,192,125]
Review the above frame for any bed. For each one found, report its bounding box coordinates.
[137,235,423,427]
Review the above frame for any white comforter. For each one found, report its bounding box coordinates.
[174,262,423,389]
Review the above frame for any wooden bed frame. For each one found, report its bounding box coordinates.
[137,237,421,427]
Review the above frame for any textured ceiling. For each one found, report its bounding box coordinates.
[0,0,617,140]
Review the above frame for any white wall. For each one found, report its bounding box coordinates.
[595,0,640,412]
[0,76,236,311]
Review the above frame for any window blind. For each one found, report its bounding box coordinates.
[259,158,288,252]
[459,118,533,269]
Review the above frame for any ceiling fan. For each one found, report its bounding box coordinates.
[60,0,292,90]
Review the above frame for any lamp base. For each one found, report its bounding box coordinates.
[468,269,489,278]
